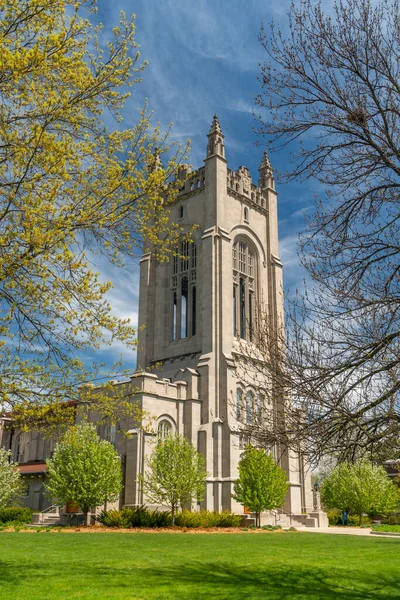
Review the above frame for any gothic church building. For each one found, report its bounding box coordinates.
[125,115,322,525]
[0,116,326,526]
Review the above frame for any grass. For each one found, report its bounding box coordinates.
[0,531,400,599]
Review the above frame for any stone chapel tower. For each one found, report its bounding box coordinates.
[130,115,321,524]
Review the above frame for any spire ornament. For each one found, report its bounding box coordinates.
[258,150,274,189]
[206,114,225,158]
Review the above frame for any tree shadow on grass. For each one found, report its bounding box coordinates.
[1,559,400,600]
[141,562,400,600]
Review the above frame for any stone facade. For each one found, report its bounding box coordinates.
[126,115,320,524]
[0,116,327,527]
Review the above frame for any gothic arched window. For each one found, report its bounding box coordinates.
[158,420,172,441]
[171,240,197,340]
[232,239,256,341]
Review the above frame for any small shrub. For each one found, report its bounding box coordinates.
[97,509,131,528]
[0,507,32,524]
[326,509,341,525]
[382,514,400,525]
[241,527,249,531]
[98,507,241,529]
[271,525,282,530]
[262,524,273,530]
[248,524,257,530]
[97,507,172,528]
[175,510,241,529]
[288,527,297,531]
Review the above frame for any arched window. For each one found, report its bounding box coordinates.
[158,420,172,441]
[232,239,256,340]
[171,240,197,341]
[244,207,249,222]
[179,206,184,219]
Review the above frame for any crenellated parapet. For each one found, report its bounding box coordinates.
[227,166,270,211]
[176,166,206,196]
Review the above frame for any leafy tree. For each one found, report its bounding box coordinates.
[321,460,399,525]
[0,0,189,426]
[0,448,22,507]
[45,422,122,524]
[254,0,400,461]
[232,446,289,527]
[139,434,207,526]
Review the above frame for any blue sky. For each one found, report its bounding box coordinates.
[91,0,319,371]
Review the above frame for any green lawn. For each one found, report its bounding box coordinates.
[0,531,400,599]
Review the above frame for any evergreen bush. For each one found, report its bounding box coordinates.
[97,507,242,528]
[0,507,32,524]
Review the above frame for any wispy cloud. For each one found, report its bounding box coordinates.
[84,0,321,371]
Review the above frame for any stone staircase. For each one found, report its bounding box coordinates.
[31,505,62,526]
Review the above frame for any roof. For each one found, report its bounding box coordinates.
[16,463,47,475]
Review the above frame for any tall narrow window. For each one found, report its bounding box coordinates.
[181,240,189,272]
[249,291,253,342]
[257,394,264,419]
[246,392,253,424]
[232,239,256,341]
[173,292,177,340]
[236,389,243,420]
[171,239,197,341]
[181,276,188,338]
[233,285,237,336]
[191,243,197,269]
[240,277,246,340]
[192,286,196,336]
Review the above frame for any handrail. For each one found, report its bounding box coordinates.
[272,507,296,526]
[40,504,62,515]
[36,504,63,524]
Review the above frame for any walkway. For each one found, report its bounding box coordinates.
[301,527,400,538]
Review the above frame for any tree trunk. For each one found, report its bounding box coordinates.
[83,510,89,527]
[359,514,363,527]
[256,512,260,528]
[171,506,175,527]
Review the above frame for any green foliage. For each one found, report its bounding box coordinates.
[241,527,249,531]
[45,423,122,522]
[139,434,207,525]
[0,506,32,523]
[97,507,242,529]
[232,446,289,527]
[0,0,191,423]
[382,514,400,525]
[321,460,399,525]
[0,448,22,507]
[262,524,273,530]
[288,527,297,532]
[372,524,400,533]
[326,509,341,525]
[97,506,171,528]
[175,509,241,528]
